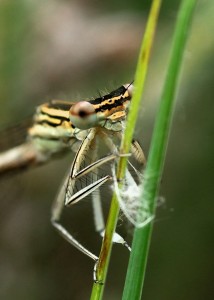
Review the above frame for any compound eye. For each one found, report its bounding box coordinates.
[70,101,95,118]
[69,101,97,129]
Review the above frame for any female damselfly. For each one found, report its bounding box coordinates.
[0,83,146,278]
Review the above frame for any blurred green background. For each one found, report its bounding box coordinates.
[0,0,213,299]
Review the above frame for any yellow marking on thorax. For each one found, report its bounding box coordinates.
[107,111,126,121]
[41,105,70,119]
[94,95,130,120]
[34,114,62,125]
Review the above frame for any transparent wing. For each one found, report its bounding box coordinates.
[0,118,32,152]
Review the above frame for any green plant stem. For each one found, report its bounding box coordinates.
[122,0,197,299]
[119,0,162,178]
[90,1,161,299]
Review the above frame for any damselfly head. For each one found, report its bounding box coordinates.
[69,101,98,130]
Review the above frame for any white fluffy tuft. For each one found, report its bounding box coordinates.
[112,166,153,228]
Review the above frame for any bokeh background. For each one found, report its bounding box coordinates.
[0,0,213,299]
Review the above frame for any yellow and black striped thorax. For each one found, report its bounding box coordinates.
[28,84,132,143]
[89,84,132,121]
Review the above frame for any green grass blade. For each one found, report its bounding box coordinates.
[90,1,162,299]
[122,0,197,299]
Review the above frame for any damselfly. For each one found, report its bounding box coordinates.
[0,83,146,277]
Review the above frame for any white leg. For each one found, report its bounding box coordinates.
[94,132,132,250]
[92,189,105,233]
[90,145,105,234]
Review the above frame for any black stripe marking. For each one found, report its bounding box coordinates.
[40,111,69,122]
[94,96,130,113]
[36,120,63,127]
[90,85,128,105]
